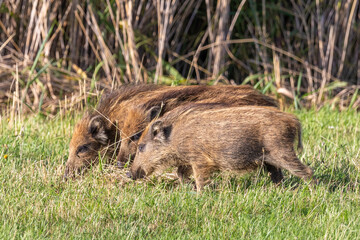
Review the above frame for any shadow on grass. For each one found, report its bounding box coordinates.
[315,172,360,192]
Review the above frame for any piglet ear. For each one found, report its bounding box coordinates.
[150,120,164,141]
[88,115,108,145]
[147,106,162,121]
[150,120,171,142]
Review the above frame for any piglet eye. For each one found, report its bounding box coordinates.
[130,132,142,141]
[138,144,145,152]
[76,144,89,156]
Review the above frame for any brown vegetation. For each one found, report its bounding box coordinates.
[1,1,359,115]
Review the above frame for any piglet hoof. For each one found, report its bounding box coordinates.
[126,171,132,179]
[309,177,319,188]
[63,175,68,182]
[63,167,69,182]
[117,161,125,169]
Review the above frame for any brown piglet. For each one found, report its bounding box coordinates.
[64,84,163,178]
[129,104,315,191]
[116,85,278,166]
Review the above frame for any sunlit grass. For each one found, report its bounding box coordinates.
[0,108,359,238]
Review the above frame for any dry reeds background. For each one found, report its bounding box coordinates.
[0,0,359,116]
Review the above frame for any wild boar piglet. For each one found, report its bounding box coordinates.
[129,105,315,191]
[117,85,278,166]
[64,84,162,179]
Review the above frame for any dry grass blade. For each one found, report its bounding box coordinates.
[88,5,119,84]
[154,0,177,84]
[0,34,15,53]
[124,1,143,83]
[74,10,102,63]
[337,0,358,78]
[213,0,230,79]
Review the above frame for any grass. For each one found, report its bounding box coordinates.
[0,108,360,239]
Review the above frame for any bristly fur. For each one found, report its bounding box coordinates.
[96,84,163,117]
[131,104,315,190]
[117,85,278,166]
[65,84,279,178]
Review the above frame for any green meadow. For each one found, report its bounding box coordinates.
[0,108,359,239]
